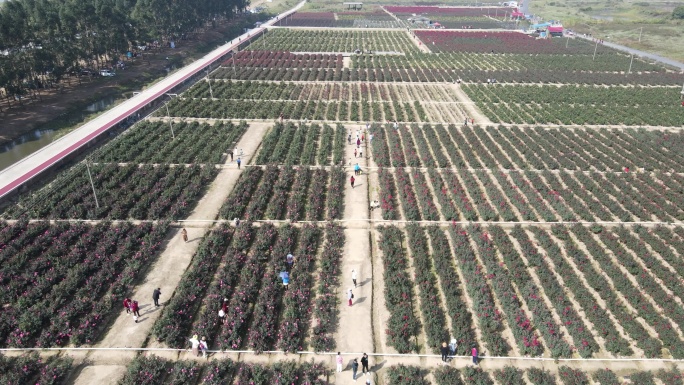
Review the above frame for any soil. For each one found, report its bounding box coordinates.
[0,20,246,147]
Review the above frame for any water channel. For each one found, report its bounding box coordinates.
[0,96,117,171]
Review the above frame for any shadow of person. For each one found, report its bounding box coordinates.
[355,297,367,304]
[358,278,371,287]
[370,360,386,372]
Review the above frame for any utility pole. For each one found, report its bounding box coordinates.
[627,54,634,74]
[206,69,214,99]
[593,39,599,61]
[164,101,176,139]
[566,36,570,48]
[86,161,100,209]
[639,27,643,43]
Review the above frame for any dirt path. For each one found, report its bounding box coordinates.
[73,123,270,384]
[333,127,374,382]
[450,84,493,125]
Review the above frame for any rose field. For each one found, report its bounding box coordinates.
[2,8,684,385]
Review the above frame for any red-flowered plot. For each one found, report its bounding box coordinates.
[386,6,515,17]
[222,51,343,69]
[415,30,586,54]
[274,12,353,27]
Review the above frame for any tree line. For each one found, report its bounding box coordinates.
[0,0,250,98]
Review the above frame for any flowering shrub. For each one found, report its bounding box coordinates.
[119,355,168,385]
[527,367,557,385]
[386,364,430,385]
[0,221,168,347]
[8,163,217,220]
[326,167,346,220]
[592,369,620,385]
[97,120,248,164]
[311,224,345,352]
[433,366,464,385]
[378,168,399,220]
[462,366,494,385]
[494,366,523,384]
[221,50,343,69]
[378,226,421,353]
[558,365,589,385]
[0,352,72,385]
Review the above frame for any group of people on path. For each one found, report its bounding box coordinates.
[188,334,209,358]
[439,340,479,365]
[228,148,243,168]
[122,287,162,323]
[337,352,371,382]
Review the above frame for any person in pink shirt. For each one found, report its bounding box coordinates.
[336,352,344,372]
[472,346,478,365]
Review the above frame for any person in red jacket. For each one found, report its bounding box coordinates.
[131,300,141,323]
[123,298,131,314]
[350,175,355,189]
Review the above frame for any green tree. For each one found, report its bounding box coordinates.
[673,6,684,19]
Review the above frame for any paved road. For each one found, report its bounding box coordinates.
[577,35,684,71]
[0,1,305,200]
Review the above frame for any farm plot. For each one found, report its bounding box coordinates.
[371,123,684,222]
[0,220,168,347]
[152,223,345,353]
[373,124,684,172]
[119,355,330,385]
[464,84,684,126]
[220,51,343,69]
[95,120,247,164]
[386,6,515,29]
[377,223,684,359]
[394,365,683,385]
[254,122,345,166]
[337,11,406,28]
[1,163,218,220]
[218,164,345,221]
[273,12,353,28]
[246,29,419,53]
[164,81,463,122]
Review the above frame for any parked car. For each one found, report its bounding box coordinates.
[100,69,116,77]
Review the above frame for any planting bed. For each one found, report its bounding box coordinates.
[152,223,345,352]
[246,29,418,53]
[220,51,343,69]
[2,163,218,220]
[95,120,248,164]
[273,12,353,28]
[465,84,684,126]
[0,352,73,385]
[397,364,684,385]
[0,220,168,347]
[254,122,346,166]
[377,223,684,358]
[387,6,516,29]
[119,355,330,385]
[218,164,345,221]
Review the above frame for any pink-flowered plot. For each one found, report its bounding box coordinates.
[415,30,576,53]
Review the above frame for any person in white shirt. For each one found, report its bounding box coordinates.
[352,269,357,287]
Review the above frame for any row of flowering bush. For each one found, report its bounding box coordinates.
[378,226,421,353]
[276,225,322,352]
[119,355,330,385]
[431,365,675,385]
[255,122,344,166]
[219,166,343,221]
[212,65,680,85]
[165,96,423,123]
[405,224,449,352]
[310,224,345,352]
[96,121,247,164]
[246,29,417,54]
[467,225,544,356]
[217,225,278,350]
[1,220,168,347]
[221,50,343,69]
[0,352,73,385]
[465,84,683,126]
[4,163,217,220]
[570,224,684,358]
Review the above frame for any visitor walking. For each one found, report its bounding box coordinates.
[229,150,233,161]
[131,300,140,322]
[441,342,449,363]
[152,288,162,307]
[336,352,344,372]
[348,288,354,306]
[352,269,357,287]
[181,228,188,243]
[188,335,200,356]
[356,138,361,148]
[472,346,478,365]
[350,175,355,189]
[354,163,361,175]
[361,353,369,375]
[348,134,352,145]
[351,358,359,381]
[236,158,241,169]
[354,148,358,158]
[123,298,131,314]
[286,253,295,269]
[449,338,457,356]
[200,336,209,358]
